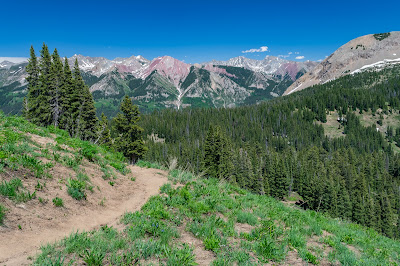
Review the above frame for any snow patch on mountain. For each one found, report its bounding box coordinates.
[351,58,400,74]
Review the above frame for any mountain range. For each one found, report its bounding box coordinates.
[0,54,316,116]
[2,31,400,116]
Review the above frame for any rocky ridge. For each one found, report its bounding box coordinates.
[284,31,400,95]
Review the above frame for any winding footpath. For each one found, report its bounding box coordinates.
[0,166,168,265]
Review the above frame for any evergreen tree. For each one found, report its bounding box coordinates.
[25,45,40,121]
[59,57,74,133]
[113,95,147,163]
[203,125,217,177]
[49,48,64,127]
[381,193,395,238]
[219,134,234,182]
[96,112,112,146]
[34,43,53,126]
[72,58,98,140]
[22,97,29,118]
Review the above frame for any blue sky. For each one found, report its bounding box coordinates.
[1,0,399,63]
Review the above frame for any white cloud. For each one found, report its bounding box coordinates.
[295,52,300,54]
[278,54,290,58]
[295,56,305,60]
[288,52,293,55]
[0,57,28,63]
[317,59,323,62]
[242,46,268,53]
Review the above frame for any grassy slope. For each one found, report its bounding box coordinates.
[0,112,131,228]
[35,162,400,265]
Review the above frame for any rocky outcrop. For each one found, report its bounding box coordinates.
[284,31,400,95]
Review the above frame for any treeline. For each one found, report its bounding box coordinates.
[140,66,400,238]
[24,44,146,163]
[24,44,98,140]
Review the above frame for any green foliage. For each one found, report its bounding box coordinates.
[204,234,221,251]
[0,204,7,224]
[79,143,98,162]
[97,112,112,147]
[236,211,258,226]
[25,44,99,142]
[0,178,23,198]
[0,178,34,202]
[203,125,234,181]
[67,178,86,200]
[165,244,197,265]
[113,95,147,163]
[301,250,319,264]
[52,197,64,207]
[373,32,390,41]
[80,249,105,266]
[135,160,165,169]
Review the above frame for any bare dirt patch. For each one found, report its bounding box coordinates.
[281,250,303,265]
[307,235,334,265]
[0,165,168,265]
[322,230,333,237]
[347,245,361,258]
[235,222,254,235]
[315,111,344,139]
[216,212,228,222]
[178,223,215,265]
[26,133,56,147]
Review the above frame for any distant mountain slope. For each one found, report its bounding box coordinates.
[0,55,315,116]
[206,55,317,81]
[285,31,400,95]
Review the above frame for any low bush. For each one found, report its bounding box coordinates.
[80,143,98,162]
[0,204,7,224]
[67,179,86,200]
[0,178,23,199]
[52,197,64,207]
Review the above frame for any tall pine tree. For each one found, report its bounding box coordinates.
[96,112,112,146]
[35,43,53,126]
[25,45,40,121]
[113,95,147,163]
[72,58,98,140]
[49,48,64,127]
[60,57,74,133]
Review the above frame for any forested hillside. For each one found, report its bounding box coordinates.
[140,65,400,238]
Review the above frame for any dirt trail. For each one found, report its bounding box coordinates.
[0,166,168,266]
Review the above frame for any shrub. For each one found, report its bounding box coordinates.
[80,144,98,162]
[80,249,105,266]
[52,197,64,207]
[67,179,86,200]
[0,178,24,200]
[110,161,128,174]
[204,235,220,251]
[256,236,278,259]
[20,154,46,177]
[0,204,7,224]
[302,250,319,264]
[166,244,196,265]
[374,32,390,41]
